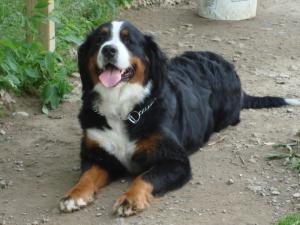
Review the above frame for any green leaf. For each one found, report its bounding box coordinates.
[44,53,55,75]
[5,54,19,73]
[266,152,291,160]
[42,83,61,109]
[290,158,300,171]
[25,67,39,78]
[5,74,21,88]
[61,35,82,46]
[0,39,18,49]
[35,0,49,9]
[42,104,49,114]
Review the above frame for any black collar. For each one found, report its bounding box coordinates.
[127,98,156,124]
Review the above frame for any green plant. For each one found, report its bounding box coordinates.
[266,133,300,172]
[274,213,300,225]
[0,0,131,113]
[0,105,4,117]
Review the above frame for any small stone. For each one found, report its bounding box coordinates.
[41,194,47,197]
[0,130,6,135]
[48,115,63,119]
[288,65,297,71]
[41,218,50,223]
[0,180,7,189]
[0,220,6,225]
[32,221,39,225]
[286,108,293,113]
[36,172,43,177]
[226,40,236,45]
[15,160,23,166]
[13,111,29,117]
[96,213,102,217]
[271,190,280,195]
[227,179,234,185]
[239,37,250,40]
[275,79,285,84]
[177,42,185,48]
[293,193,300,198]
[71,72,80,78]
[279,73,290,78]
[195,181,203,185]
[181,23,193,28]
[238,43,245,48]
[72,166,80,171]
[211,36,222,42]
[222,209,227,213]
[249,158,257,163]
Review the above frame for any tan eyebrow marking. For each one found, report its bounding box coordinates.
[100,26,109,33]
[121,28,129,36]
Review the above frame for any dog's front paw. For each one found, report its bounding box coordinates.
[59,196,90,212]
[59,190,94,212]
[113,190,152,217]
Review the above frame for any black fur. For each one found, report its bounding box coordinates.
[77,21,291,198]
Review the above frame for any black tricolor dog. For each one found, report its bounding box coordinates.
[60,20,300,216]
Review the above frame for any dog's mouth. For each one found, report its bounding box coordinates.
[97,63,136,88]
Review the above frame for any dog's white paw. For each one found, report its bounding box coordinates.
[59,197,88,213]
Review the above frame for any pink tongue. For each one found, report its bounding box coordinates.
[99,68,122,88]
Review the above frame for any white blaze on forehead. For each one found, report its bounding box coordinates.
[97,21,131,70]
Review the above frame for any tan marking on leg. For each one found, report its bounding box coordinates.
[135,134,161,152]
[60,166,109,212]
[129,56,146,85]
[113,176,153,217]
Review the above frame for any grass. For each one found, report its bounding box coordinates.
[0,0,130,113]
[274,213,300,225]
[266,130,300,172]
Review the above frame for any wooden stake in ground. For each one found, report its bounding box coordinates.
[25,0,55,52]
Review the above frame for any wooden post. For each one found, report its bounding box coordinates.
[25,0,35,44]
[26,0,55,52]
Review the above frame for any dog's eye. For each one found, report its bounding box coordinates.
[122,36,132,45]
[96,34,107,46]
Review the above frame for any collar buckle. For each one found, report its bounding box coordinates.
[127,98,156,125]
[127,111,140,124]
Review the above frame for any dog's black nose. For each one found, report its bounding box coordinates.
[102,45,117,59]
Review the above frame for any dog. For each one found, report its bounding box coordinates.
[59,20,300,216]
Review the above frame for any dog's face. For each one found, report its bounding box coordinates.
[78,20,166,92]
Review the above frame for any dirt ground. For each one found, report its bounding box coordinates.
[1,0,300,224]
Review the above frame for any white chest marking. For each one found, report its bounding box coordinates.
[87,119,136,171]
[93,82,152,120]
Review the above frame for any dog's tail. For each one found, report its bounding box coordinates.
[241,92,300,109]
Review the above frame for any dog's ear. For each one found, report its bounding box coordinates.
[144,35,167,91]
[78,36,94,95]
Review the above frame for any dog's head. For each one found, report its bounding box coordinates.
[78,20,167,94]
